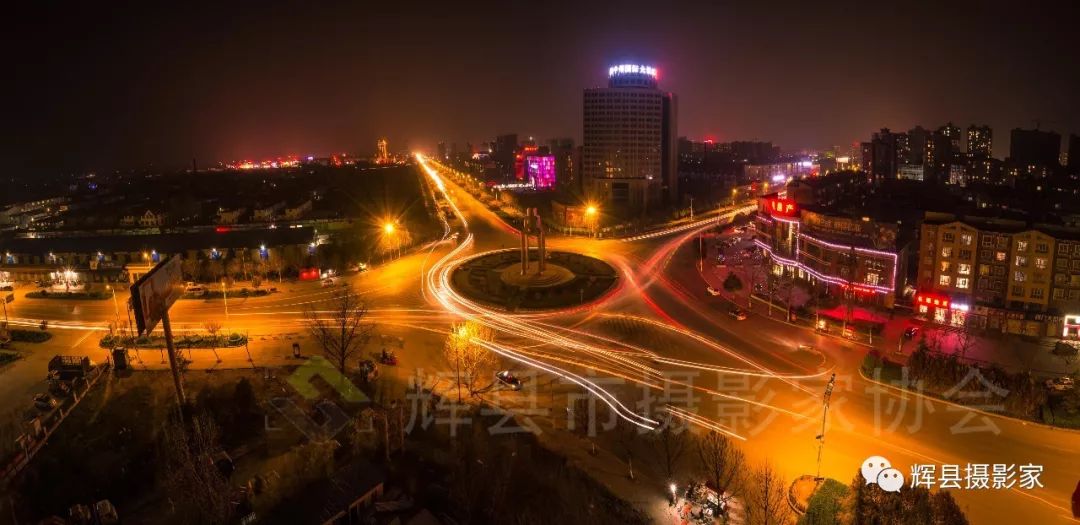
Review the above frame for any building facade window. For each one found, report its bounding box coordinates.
[1015,255,1027,267]
[939,275,951,287]
[942,247,953,258]
[961,234,973,246]
[1014,271,1026,282]
[956,277,970,289]
[958,263,971,275]
[1017,240,1028,253]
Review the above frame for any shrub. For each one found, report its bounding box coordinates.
[798,478,849,525]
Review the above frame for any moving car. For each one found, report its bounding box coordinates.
[727,308,748,321]
[495,370,522,391]
[378,349,398,366]
[903,326,920,339]
[321,278,337,287]
[706,286,722,296]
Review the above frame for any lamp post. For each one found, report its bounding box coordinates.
[731,187,738,207]
[221,279,229,327]
[815,373,836,481]
[585,205,598,238]
[382,222,398,260]
[107,285,121,336]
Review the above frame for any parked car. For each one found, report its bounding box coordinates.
[33,393,58,411]
[727,308,748,321]
[1045,376,1075,392]
[903,326,920,339]
[184,285,208,296]
[358,359,379,381]
[706,286,722,296]
[495,370,522,391]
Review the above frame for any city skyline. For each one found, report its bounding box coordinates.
[5,1,1080,177]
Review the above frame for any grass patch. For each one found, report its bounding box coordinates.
[25,290,107,300]
[9,329,53,343]
[99,333,247,349]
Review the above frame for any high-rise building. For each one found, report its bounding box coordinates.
[1009,128,1060,167]
[905,126,931,165]
[548,138,577,194]
[1066,134,1080,174]
[967,125,993,159]
[583,64,677,215]
[436,142,447,162]
[376,138,390,164]
[925,123,961,184]
[494,133,518,180]
[869,128,898,179]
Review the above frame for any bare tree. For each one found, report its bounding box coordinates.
[743,460,792,525]
[306,284,374,373]
[203,320,222,362]
[697,430,745,516]
[652,420,688,480]
[954,317,977,362]
[159,415,232,523]
[444,321,496,402]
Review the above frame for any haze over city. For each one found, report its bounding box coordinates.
[6,1,1080,176]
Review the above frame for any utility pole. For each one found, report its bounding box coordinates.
[815,373,836,481]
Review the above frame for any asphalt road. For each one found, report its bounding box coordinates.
[3,157,1077,524]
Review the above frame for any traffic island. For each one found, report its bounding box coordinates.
[450,249,618,311]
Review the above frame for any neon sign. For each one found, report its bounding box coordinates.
[765,198,798,217]
[608,64,658,78]
[915,292,950,310]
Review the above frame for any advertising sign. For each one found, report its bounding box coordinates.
[762,197,798,217]
[130,257,183,335]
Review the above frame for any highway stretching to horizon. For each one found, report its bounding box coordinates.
[2,155,1077,524]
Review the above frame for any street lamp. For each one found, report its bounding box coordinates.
[585,205,598,238]
[383,222,395,235]
[221,279,229,327]
[107,285,121,336]
[731,188,738,206]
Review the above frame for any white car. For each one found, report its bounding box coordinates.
[706,286,722,296]
[321,278,337,287]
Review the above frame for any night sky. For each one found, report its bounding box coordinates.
[5,1,1079,177]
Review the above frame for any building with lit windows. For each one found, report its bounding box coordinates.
[967,125,993,159]
[753,194,910,309]
[918,212,1080,337]
[583,64,677,215]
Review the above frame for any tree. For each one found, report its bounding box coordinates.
[696,430,745,516]
[181,256,200,282]
[204,259,225,283]
[159,415,232,523]
[723,272,744,292]
[225,257,243,281]
[651,421,688,480]
[743,461,791,525]
[305,284,374,373]
[203,320,222,362]
[444,321,496,402]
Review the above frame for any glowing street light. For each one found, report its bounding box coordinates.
[383,222,396,235]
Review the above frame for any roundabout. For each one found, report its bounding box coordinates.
[448,249,618,311]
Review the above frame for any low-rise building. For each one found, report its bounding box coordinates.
[253,201,286,222]
[917,212,1080,337]
[754,194,911,310]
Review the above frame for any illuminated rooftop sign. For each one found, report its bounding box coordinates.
[608,64,658,78]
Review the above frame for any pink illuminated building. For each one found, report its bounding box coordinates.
[525,155,556,189]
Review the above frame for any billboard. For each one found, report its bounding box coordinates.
[130,257,184,335]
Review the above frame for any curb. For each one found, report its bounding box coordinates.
[857,368,1080,434]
